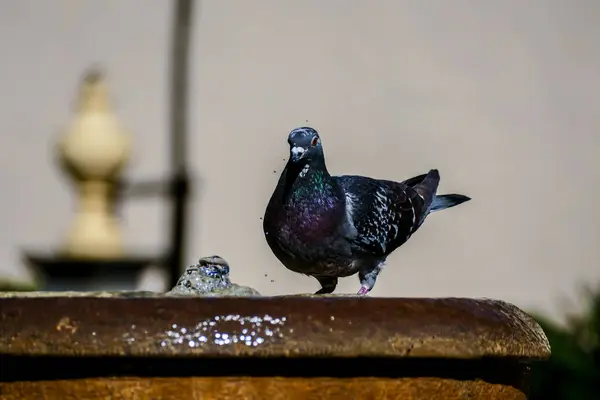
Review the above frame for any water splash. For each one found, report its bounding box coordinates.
[167,255,260,296]
[169,256,232,295]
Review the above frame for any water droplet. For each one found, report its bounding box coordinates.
[159,314,288,348]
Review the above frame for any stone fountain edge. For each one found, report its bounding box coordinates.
[0,293,550,361]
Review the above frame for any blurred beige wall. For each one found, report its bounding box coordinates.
[1,0,599,321]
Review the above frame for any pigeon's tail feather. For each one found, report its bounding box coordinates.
[412,169,440,207]
[429,194,471,212]
[401,173,428,187]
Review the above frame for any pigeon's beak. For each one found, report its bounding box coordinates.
[290,146,307,162]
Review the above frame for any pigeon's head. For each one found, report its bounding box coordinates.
[287,127,323,164]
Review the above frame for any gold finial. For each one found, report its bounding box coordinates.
[57,67,131,259]
[77,67,110,113]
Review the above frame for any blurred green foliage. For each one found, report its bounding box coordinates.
[529,287,600,399]
[0,278,37,292]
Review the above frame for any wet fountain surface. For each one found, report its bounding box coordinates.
[0,257,550,399]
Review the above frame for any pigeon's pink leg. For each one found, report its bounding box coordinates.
[357,286,370,296]
[357,262,383,296]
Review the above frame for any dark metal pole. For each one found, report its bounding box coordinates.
[168,0,194,287]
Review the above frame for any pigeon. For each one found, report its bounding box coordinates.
[263,127,470,296]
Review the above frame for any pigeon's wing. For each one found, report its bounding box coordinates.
[335,175,426,256]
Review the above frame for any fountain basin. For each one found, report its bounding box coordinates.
[0,293,550,399]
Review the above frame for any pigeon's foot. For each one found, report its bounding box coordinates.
[358,263,383,297]
[357,286,370,296]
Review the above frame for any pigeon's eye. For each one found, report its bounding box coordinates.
[311,137,319,147]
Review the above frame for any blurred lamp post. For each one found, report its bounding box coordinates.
[22,0,195,292]
[57,70,130,259]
